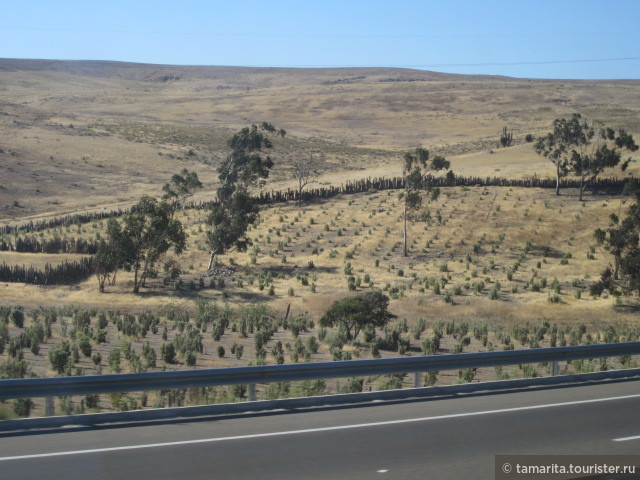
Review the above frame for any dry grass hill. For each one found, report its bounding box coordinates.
[1,58,640,222]
[1,60,640,414]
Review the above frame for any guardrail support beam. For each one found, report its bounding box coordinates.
[248,383,256,402]
[413,372,421,388]
[551,361,559,376]
[44,397,54,417]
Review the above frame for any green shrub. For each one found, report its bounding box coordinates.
[521,364,539,378]
[160,342,176,364]
[305,336,319,354]
[548,293,563,304]
[107,347,121,373]
[92,352,102,366]
[48,341,71,374]
[378,374,404,390]
[424,371,438,386]
[340,377,364,393]
[10,307,24,328]
[458,368,476,383]
[422,336,440,355]
[98,311,108,329]
[13,398,33,417]
[265,381,291,400]
[296,379,326,397]
[488,286,499,300]
[78,336,92,357]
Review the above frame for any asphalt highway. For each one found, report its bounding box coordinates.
[2,379,640,479]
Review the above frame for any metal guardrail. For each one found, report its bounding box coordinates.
[2,342,640,403]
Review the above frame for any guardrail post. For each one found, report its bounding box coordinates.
[248,383,256,401]
[44,397,54,417]
[413,372,421,388]
[551,361,559,376]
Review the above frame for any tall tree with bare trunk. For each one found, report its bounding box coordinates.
[206,123,285,270]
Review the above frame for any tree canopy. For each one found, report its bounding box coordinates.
[162,168,203,212]
[535,113,638,199]
[99,196,186,293]
[591,179,640,298]
[319,291,392,341]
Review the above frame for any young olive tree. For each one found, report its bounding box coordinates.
[206,123,285,270]
[400,147,450,257]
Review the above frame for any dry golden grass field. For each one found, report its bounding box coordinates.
[1,60,640,417]
[2,183,636,319]
[1,59,640,221]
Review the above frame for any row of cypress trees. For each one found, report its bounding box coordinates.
[1,174,626,236]
[0,257,93,285]
[0,236,99,254]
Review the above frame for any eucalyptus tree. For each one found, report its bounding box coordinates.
[592,180,640,298]
[94,238,120,292]
[206,123,285,270]
[162,168,203,213]
[102,196,186,293]
[535,113,637,199]
[400,147,450,257]
[569,121,637,201]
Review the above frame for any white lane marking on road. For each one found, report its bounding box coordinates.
[2,393,640,462]
[613,434,640,442]
[377,469,390,473]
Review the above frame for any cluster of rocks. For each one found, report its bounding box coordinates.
[203,265,237,278]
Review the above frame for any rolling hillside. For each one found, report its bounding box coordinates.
[1,59,639,222]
